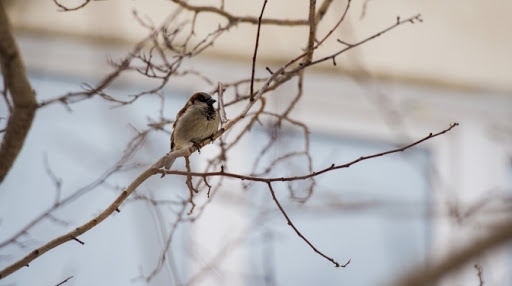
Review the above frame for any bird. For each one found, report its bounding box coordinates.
[166,92,220,169]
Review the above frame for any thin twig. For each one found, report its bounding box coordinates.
[250,0,268,101]
[54,275,73,286]
[287,14,423,75]
[53,0,91,11]
[38,7,188,108]
[267,182,350,267]
[161,123,459,183]
[185,156,197,215]
[170,0,307,26]
[0,130,148,249]
[0,162,159,278]
[316,0,351,49]
[43,153,63,205]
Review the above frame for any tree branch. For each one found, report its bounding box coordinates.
[0,2,38,183]
[53,0,91,11]
[396,218,512,286]
[250,0,268,101]
[267,182,350,267]
[0,4,432,279]
[0,158,163,278]
[160,123,459,183]
[286,13,422,74]
[169,0,308,25]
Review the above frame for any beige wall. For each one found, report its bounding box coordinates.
[6,0,512,93]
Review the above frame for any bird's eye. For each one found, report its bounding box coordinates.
[199,97,209,103]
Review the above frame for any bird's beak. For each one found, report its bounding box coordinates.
[207,98,216,105]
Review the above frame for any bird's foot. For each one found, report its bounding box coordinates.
[191,141,201,153]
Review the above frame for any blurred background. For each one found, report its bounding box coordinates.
[1,0,511,285]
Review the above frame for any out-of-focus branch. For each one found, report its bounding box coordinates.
[474,264,484,286]
[395,218,512,286]
[315,0,334,22]
[0,2,37,183]
[216,82,227,123]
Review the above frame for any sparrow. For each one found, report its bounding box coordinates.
[170,92,220,154]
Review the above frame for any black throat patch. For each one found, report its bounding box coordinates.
[203,105,217,121]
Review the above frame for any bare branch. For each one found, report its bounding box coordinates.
[1,73,12,112]
[0,2,38,183]
[184,156,197,214]
[37,7,188,108]
[170,0,308,25]
[303,0,317,64]
[286,13,422,75]
[316,0,351,49]
[0,129,148,250]
[161,123,459,183]
[54,275,73,286]
[0,162,158,278]
[0,3,432,280]
[53,0,91,11]
[43,153,63,205]
[267,182,350,267]
[250,0,268,101]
